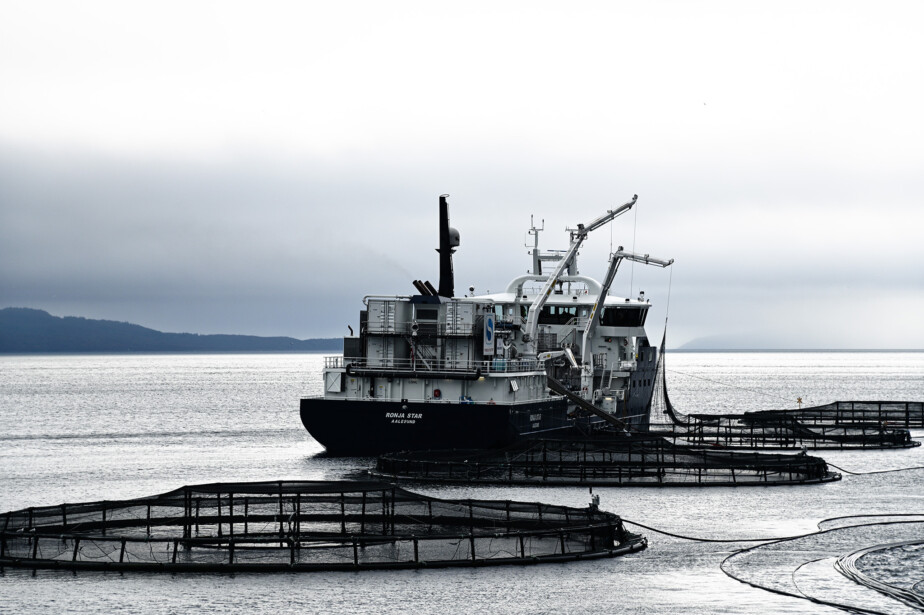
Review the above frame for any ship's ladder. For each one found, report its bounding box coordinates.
[408,335,436,370]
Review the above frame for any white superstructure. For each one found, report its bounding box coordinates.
[320,195,672,427]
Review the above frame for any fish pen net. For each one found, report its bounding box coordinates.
[0,480,645,572]
[374,436,839,486]
[646,338,918,450]
[753,401,924,429]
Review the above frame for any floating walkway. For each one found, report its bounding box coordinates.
[373,436,840,486]
[0,480,645,572]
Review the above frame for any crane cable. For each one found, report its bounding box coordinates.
[664,264,673,329]
[629,198,638,298]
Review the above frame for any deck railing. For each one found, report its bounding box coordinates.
[324,355,543,374]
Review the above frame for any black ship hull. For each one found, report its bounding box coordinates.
[300,397,570,455]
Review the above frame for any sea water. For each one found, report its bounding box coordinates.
[0,352,922,614]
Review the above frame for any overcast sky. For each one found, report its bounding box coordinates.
[2,1,923,348]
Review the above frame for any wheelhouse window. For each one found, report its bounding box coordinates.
[537,305,579,325]
[600,307,647,327]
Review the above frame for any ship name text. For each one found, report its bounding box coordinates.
[386,411,423,424]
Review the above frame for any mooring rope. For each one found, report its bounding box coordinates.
[824,462,924,476]
[619,514,924,614]
[665,368,796,405]
[718,517,924,615]
[623,515,924,545]
[785,555,892,615]
[619,518,817,543]
[819,513,924,527]
[836,540,924,611]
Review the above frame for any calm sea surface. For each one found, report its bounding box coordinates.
[1,351,922,614]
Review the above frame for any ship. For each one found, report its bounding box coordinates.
[300,194,673,455]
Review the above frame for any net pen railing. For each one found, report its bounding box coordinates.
[0,480,645,571]
[648,413,918,450]
[751,401,924,429]
[373,437,840,487]
[645,338,919,450]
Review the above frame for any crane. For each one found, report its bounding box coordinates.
[520,195,637,357]
[579,248,673,399]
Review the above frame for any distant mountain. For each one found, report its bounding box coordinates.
[0,308,343,353]
[674,333,771,351]
[674,333,828,351]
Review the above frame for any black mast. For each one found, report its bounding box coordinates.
[437,194,459,298]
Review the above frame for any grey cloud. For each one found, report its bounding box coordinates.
[2,143,923,346]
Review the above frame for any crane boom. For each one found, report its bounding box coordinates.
[579,247,673,399]
[611,249,674,269]
[521,195,637,356]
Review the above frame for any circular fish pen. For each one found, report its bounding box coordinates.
[373,436,840,486]
[647,413,919,450]
[0,480,645,572]
[646,340,919,450]
[763,400,924,429]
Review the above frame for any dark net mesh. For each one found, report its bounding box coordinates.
[374,436,839,486]
[0,481,645,571]
[646,338,919,450]
[762,401,923,429]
